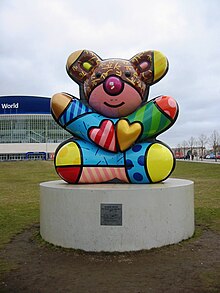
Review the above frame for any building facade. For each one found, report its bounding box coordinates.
[0,96,70,161]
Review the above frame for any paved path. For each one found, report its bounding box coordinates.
[177,159,220,164]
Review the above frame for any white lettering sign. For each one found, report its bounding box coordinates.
[1,103,19,109]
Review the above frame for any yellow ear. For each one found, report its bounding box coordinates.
[153,51,168,83]
[130,50,168,85]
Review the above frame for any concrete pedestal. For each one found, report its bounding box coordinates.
[40,178,194,252]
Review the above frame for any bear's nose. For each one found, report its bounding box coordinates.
[104,76,123,95]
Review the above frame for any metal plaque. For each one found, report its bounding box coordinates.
[100,204,122,226]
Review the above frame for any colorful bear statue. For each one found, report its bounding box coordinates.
[51,50,179,184]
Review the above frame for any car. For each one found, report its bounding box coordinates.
[205,153,215,159]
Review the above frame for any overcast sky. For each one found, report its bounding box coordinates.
[0,0,219,147]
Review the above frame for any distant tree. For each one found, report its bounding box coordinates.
[198,134,208,160]
[177,143,181,152]
[209,130,220,161]
[188,136,195,160]
[182,140,188,158]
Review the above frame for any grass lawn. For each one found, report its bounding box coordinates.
[171,161,220,232]
[0,161,57,249]
[0,160,219,250]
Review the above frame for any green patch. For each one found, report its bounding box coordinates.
[0,258,16,274]
[199,270,220,292]
[172,161,220,232]
[195,207,220,231]
[0,161,57,248]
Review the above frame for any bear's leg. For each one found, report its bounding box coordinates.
[54,138,129,184]
[125,141,175,183]
[54,138,82,183]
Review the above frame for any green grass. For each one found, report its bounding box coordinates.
[0,161,57,248]
[0,160,219,251]
[171,161,220,232]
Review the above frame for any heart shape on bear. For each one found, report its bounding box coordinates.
[89,120,116,152]
[116,119,142,151]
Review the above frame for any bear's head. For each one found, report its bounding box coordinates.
[66,50,168,118]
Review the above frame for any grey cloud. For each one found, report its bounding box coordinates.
[0,0,219,147]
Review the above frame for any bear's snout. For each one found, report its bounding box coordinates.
[103,76,124,96]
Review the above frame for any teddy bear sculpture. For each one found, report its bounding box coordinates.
[51,50,179,184]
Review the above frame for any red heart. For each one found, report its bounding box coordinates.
[89,120,116,152]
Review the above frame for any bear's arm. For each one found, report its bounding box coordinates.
[54,96,118,150]
[125,96,179,141]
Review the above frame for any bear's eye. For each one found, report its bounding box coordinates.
[95,72,101,78]
[125,71,131,77]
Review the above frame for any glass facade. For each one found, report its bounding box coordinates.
[0,114,70,144]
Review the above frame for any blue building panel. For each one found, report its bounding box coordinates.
[0,96,51,115]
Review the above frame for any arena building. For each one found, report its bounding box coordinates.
[0,95,70,161]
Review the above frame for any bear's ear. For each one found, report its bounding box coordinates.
[66,50,102,84]
[130,50,168,85]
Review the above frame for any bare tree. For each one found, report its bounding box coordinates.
[182,140,188,159]
[188,136,195,160]
[198,134,208,160]
[209,130,220,161]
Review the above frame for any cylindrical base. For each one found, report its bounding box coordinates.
[40,179,194,252]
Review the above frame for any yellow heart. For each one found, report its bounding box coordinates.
[116,119,142,151]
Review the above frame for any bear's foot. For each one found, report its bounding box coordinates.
[125,142,175,183]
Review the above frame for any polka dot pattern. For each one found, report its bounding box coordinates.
[132,144,142,152]
[125,142,151,183]
[133,172,143,181]
[138,155,145,166]
[126,159,134,170]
